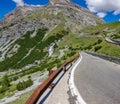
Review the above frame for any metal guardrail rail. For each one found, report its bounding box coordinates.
[86,51,120,64]
[26,54,79,104]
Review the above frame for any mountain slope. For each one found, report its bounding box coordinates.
[0,0,104,71]
[0,2,119,71]
[0,0,119,73]
[0,0,103,44]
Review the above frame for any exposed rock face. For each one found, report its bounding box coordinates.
[0,18,47,43]
[50,0,70,5]
[1,5,33,25]
[0,0,104,45]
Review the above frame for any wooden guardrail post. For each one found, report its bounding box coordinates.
[49,70,55,76]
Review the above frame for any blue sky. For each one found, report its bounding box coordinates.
[0,0,120,23]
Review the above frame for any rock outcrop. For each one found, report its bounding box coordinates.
[50,0,70,5]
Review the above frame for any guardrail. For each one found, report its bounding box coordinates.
[25,54,79,104]
[86,51,120,64]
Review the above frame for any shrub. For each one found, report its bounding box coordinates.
[1,74,10,88]
[17,78,33,91]
[84,45,92,50]
[94,31,100,35]
[94,46,102,52]
[93,39,102,46]
[67,51,76,57]
[0,86,9,93]
[97,39,102,44]
[112,34,120,39]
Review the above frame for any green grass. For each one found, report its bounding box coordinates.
[59,33,101,49]
[7,90,34,104]
[46,22,65,38]
[27,13,41,19]
[0,84,16,99]
[96,39,120,58]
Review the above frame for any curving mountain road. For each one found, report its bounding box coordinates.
[105,38,120,45]
[74,52,120,104]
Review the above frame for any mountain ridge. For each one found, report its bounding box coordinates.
[50,0,70,5]
[0,0,103,26]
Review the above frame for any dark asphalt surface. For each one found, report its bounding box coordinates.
[74,52,120,104]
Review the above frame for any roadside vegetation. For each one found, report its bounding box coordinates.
[0,50,78,102]
[8,90,34,104]
[0,74,33,99]
[0,74,15,99]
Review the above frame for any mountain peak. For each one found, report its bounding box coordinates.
[50,0,70,5]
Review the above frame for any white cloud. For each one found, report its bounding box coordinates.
[12,0,24,6]
[85,0,120,18]
[30,4,45,7]
[113,9,120,15]
[97,12,107,18]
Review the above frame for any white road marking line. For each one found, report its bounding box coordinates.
[69,54,87,104]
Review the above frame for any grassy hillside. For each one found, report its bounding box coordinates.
[0,22,120,72]
[58,33,120,58]
[0,28,68,71]
[81,22,120,39]
[57,21,120,58]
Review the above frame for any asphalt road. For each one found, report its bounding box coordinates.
[105,38,120,45]
[74,52,120,104]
